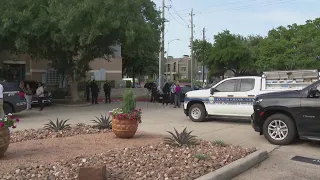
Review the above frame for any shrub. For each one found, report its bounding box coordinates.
[44,118,71,132]
[51,89,68,99]
[212,140,227,147]
[125,80,132,88]
[122,89,136,113]
[91,114,112,129]
[164,127,198,147]
[0,114,20,129]
[194,153,209,160]
[110,89,142,123]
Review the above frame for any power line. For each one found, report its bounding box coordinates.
[167,8,188,27]
[168,0,189,25]
[178,0,298,16]
[174,0,262,13]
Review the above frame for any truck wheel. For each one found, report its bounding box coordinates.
[3,103,13,115]
[188,104,206,122]
[263,114,297,145]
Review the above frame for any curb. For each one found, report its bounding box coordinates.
[195,150,269,180]
[52,103,92,107]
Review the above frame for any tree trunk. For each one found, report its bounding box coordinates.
[68,74,80,102]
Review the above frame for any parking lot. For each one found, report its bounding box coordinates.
[14,102,320,179]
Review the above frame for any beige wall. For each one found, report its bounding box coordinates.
[0,51,123,81]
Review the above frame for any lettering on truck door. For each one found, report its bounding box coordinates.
[207,79,239,116]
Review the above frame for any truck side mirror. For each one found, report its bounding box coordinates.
[210,88,215,95]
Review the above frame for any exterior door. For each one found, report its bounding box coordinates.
[207,79,239,116]
[234,78,256,117]
[299,83,320,137]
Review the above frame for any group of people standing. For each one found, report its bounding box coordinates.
[85,79,112,104]
[150,81,182,108]
[19,81,45,111]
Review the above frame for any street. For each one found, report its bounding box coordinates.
[13,102,320,180]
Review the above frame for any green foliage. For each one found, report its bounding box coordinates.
[212,140,227,147]
[0,62,13,81]
[125,80,132,88]
[178,79,191,83]
[76,123,86,127]
[164,127,198,147]
[0,0,161,101]
[44,118,71,132]
[194,153,209,160]
[121,89,136,113]
[91,114,112,129]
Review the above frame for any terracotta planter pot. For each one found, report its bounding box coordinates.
[0,127,10,157]
[112,118,138,138]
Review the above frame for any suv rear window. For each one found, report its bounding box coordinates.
[2,82,20,92]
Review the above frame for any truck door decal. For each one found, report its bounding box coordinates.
[212,97,254,106]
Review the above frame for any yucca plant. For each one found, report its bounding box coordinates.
[91,114,112,129]
[164,127,198,147]
[44,118,71,132]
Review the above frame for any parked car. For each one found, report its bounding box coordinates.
[23,80,52,106]
[144,82,156,90]
[1,81,27,114]
[252,81,320,145]
[180,85,193,102]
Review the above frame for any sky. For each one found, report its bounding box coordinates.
[151,0,319,58]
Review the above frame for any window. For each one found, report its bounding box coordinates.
[215,79,237,92]
[181,66,187,71]
[167,64,170,72]
[238,79,255,92]
[173,62,176,72]
[46,69,60,84]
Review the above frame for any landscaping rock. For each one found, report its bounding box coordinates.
[78,165,106,180]
[1,140,255,180]
[10,125,110,143]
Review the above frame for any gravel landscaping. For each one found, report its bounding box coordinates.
[0,127,256,180]
[10,124,109,143]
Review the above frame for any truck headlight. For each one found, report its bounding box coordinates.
[185,93,188,98]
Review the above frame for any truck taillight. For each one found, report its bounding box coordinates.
[19,91,25,99]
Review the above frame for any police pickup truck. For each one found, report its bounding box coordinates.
[183,70,320,122]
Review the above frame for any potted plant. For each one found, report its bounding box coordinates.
[110,89,142,138]
[0,114,19,157]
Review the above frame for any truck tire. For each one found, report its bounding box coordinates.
[263,113,297,145]
[188,104,206,122]
[3,103,13,115]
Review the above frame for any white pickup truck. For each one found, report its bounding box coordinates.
[183,70,320,122]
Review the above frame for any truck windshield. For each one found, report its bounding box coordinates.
[301,80,320,92]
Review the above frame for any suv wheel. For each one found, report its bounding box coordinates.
[3,103,13,115]
[263,114,297,145]
[188,104,206,122]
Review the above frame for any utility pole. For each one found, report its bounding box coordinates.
[202,27,206,83]
[158,0,165,88]
[190,9,194,89]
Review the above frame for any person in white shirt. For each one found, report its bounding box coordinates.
[0,83,4,117]
[36,82,45,111]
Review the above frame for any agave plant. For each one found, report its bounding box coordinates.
[44,118,71,132]
[164,127,198,147]
[91,114,112,129]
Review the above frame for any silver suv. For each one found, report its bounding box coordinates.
[1,81,27,114]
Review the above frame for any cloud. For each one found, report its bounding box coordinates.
[256,11,317,25]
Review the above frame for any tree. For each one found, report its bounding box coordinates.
[120,0,161,84]
[257,18,320,71]
[207,30,254,76]
[0,0,160,100]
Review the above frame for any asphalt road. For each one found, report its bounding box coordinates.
[13,102,320,180]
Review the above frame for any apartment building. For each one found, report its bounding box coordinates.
[164,55,191,81]
[0,44,122,86]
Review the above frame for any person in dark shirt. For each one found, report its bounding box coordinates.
[85,80,91,102]
[162,83,170,107]
[150,84,157,102]
[90,79,99,104]
[103,81,112,103]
